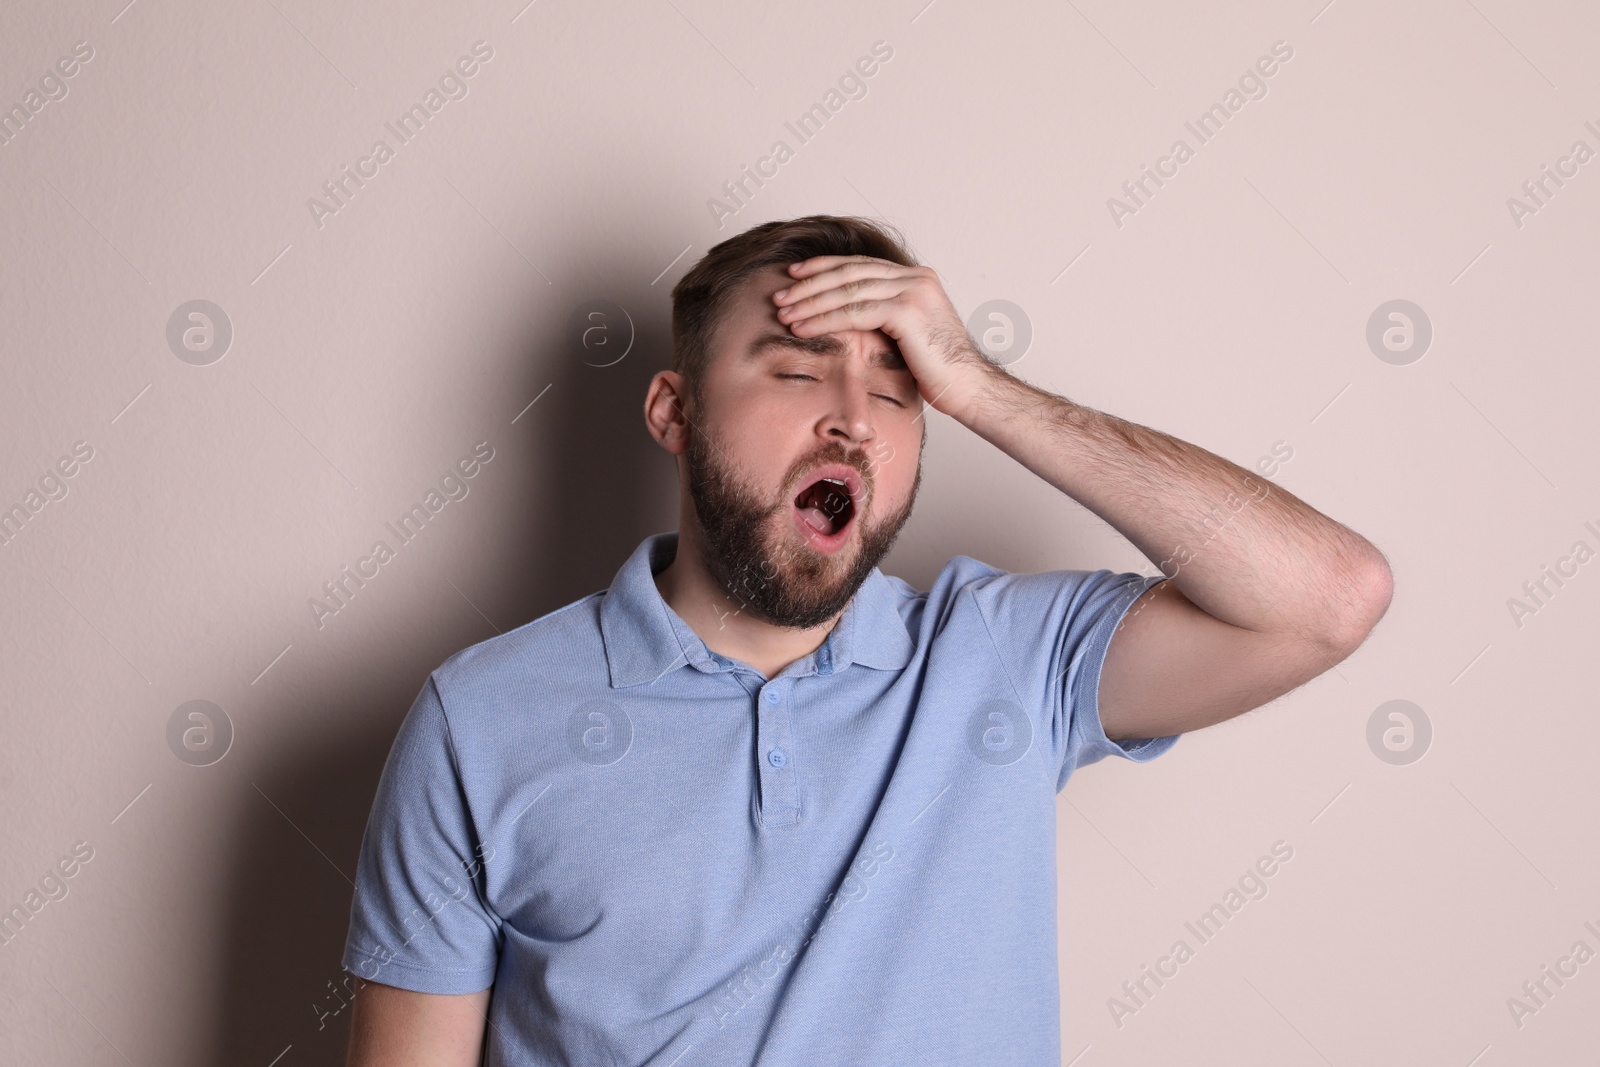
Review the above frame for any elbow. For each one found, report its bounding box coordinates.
[1321,547,1394,658]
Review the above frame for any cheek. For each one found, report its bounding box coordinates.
[870,432,920,503]
[714,404,799,479]
[723,384,805,434]
[709,390,779,441]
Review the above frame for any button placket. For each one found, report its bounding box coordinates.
[755,682,799,826]
[815,628,846,676]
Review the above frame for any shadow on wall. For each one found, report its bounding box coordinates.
[210,259,676,1065]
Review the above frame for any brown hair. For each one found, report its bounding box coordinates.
[669,214,920,412]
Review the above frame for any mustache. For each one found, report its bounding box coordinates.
[781,444,873,503]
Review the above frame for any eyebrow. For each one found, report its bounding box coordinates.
[745,331,910,372]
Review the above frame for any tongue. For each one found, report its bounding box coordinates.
[799,505,833,535]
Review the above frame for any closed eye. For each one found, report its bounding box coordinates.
[776,373,906,407]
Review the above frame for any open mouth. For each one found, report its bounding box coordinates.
[790,465,861,547]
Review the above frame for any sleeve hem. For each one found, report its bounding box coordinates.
[1065,573,1181,781]
[341,945,497,995]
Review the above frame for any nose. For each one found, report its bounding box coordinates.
[820,371,876,446]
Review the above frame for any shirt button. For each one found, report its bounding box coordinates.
[765,689,782,704]
[768,748,787,768]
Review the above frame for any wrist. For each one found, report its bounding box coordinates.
[939,357,1014,431]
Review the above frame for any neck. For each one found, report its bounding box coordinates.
[652,521,842,680]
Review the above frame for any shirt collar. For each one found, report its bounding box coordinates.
[598,531,914,688]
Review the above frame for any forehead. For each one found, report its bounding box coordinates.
[714,263,907,371]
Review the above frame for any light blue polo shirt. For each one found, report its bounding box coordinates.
[342,531,1180,1065]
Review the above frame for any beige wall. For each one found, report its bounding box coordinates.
[2,1,1595,1063]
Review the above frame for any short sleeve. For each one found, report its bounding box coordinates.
[341,674,502,993]
[968,565,1181,793]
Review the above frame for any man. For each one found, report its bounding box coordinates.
[342,215,1392,1065]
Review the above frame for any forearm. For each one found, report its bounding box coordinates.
[947,365,1391,649]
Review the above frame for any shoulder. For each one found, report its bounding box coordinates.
[903,553,1156,653]
[430,589,608,707]
[897,553,1012,615]
[881,554,1008,603]
[869,554,1014,645]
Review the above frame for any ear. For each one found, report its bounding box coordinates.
[644,371,692,456]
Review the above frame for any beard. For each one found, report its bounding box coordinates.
[684,423,920,630]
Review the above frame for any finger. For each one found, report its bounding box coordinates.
[783,254,885,279]
[777,258,888,306]
[777,276,911,326]
[785,296,893,337]
[776,257,918,306]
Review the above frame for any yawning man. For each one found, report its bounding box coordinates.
[341,214,1393,1066]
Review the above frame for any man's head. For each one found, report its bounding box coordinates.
[645,215,928,629]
